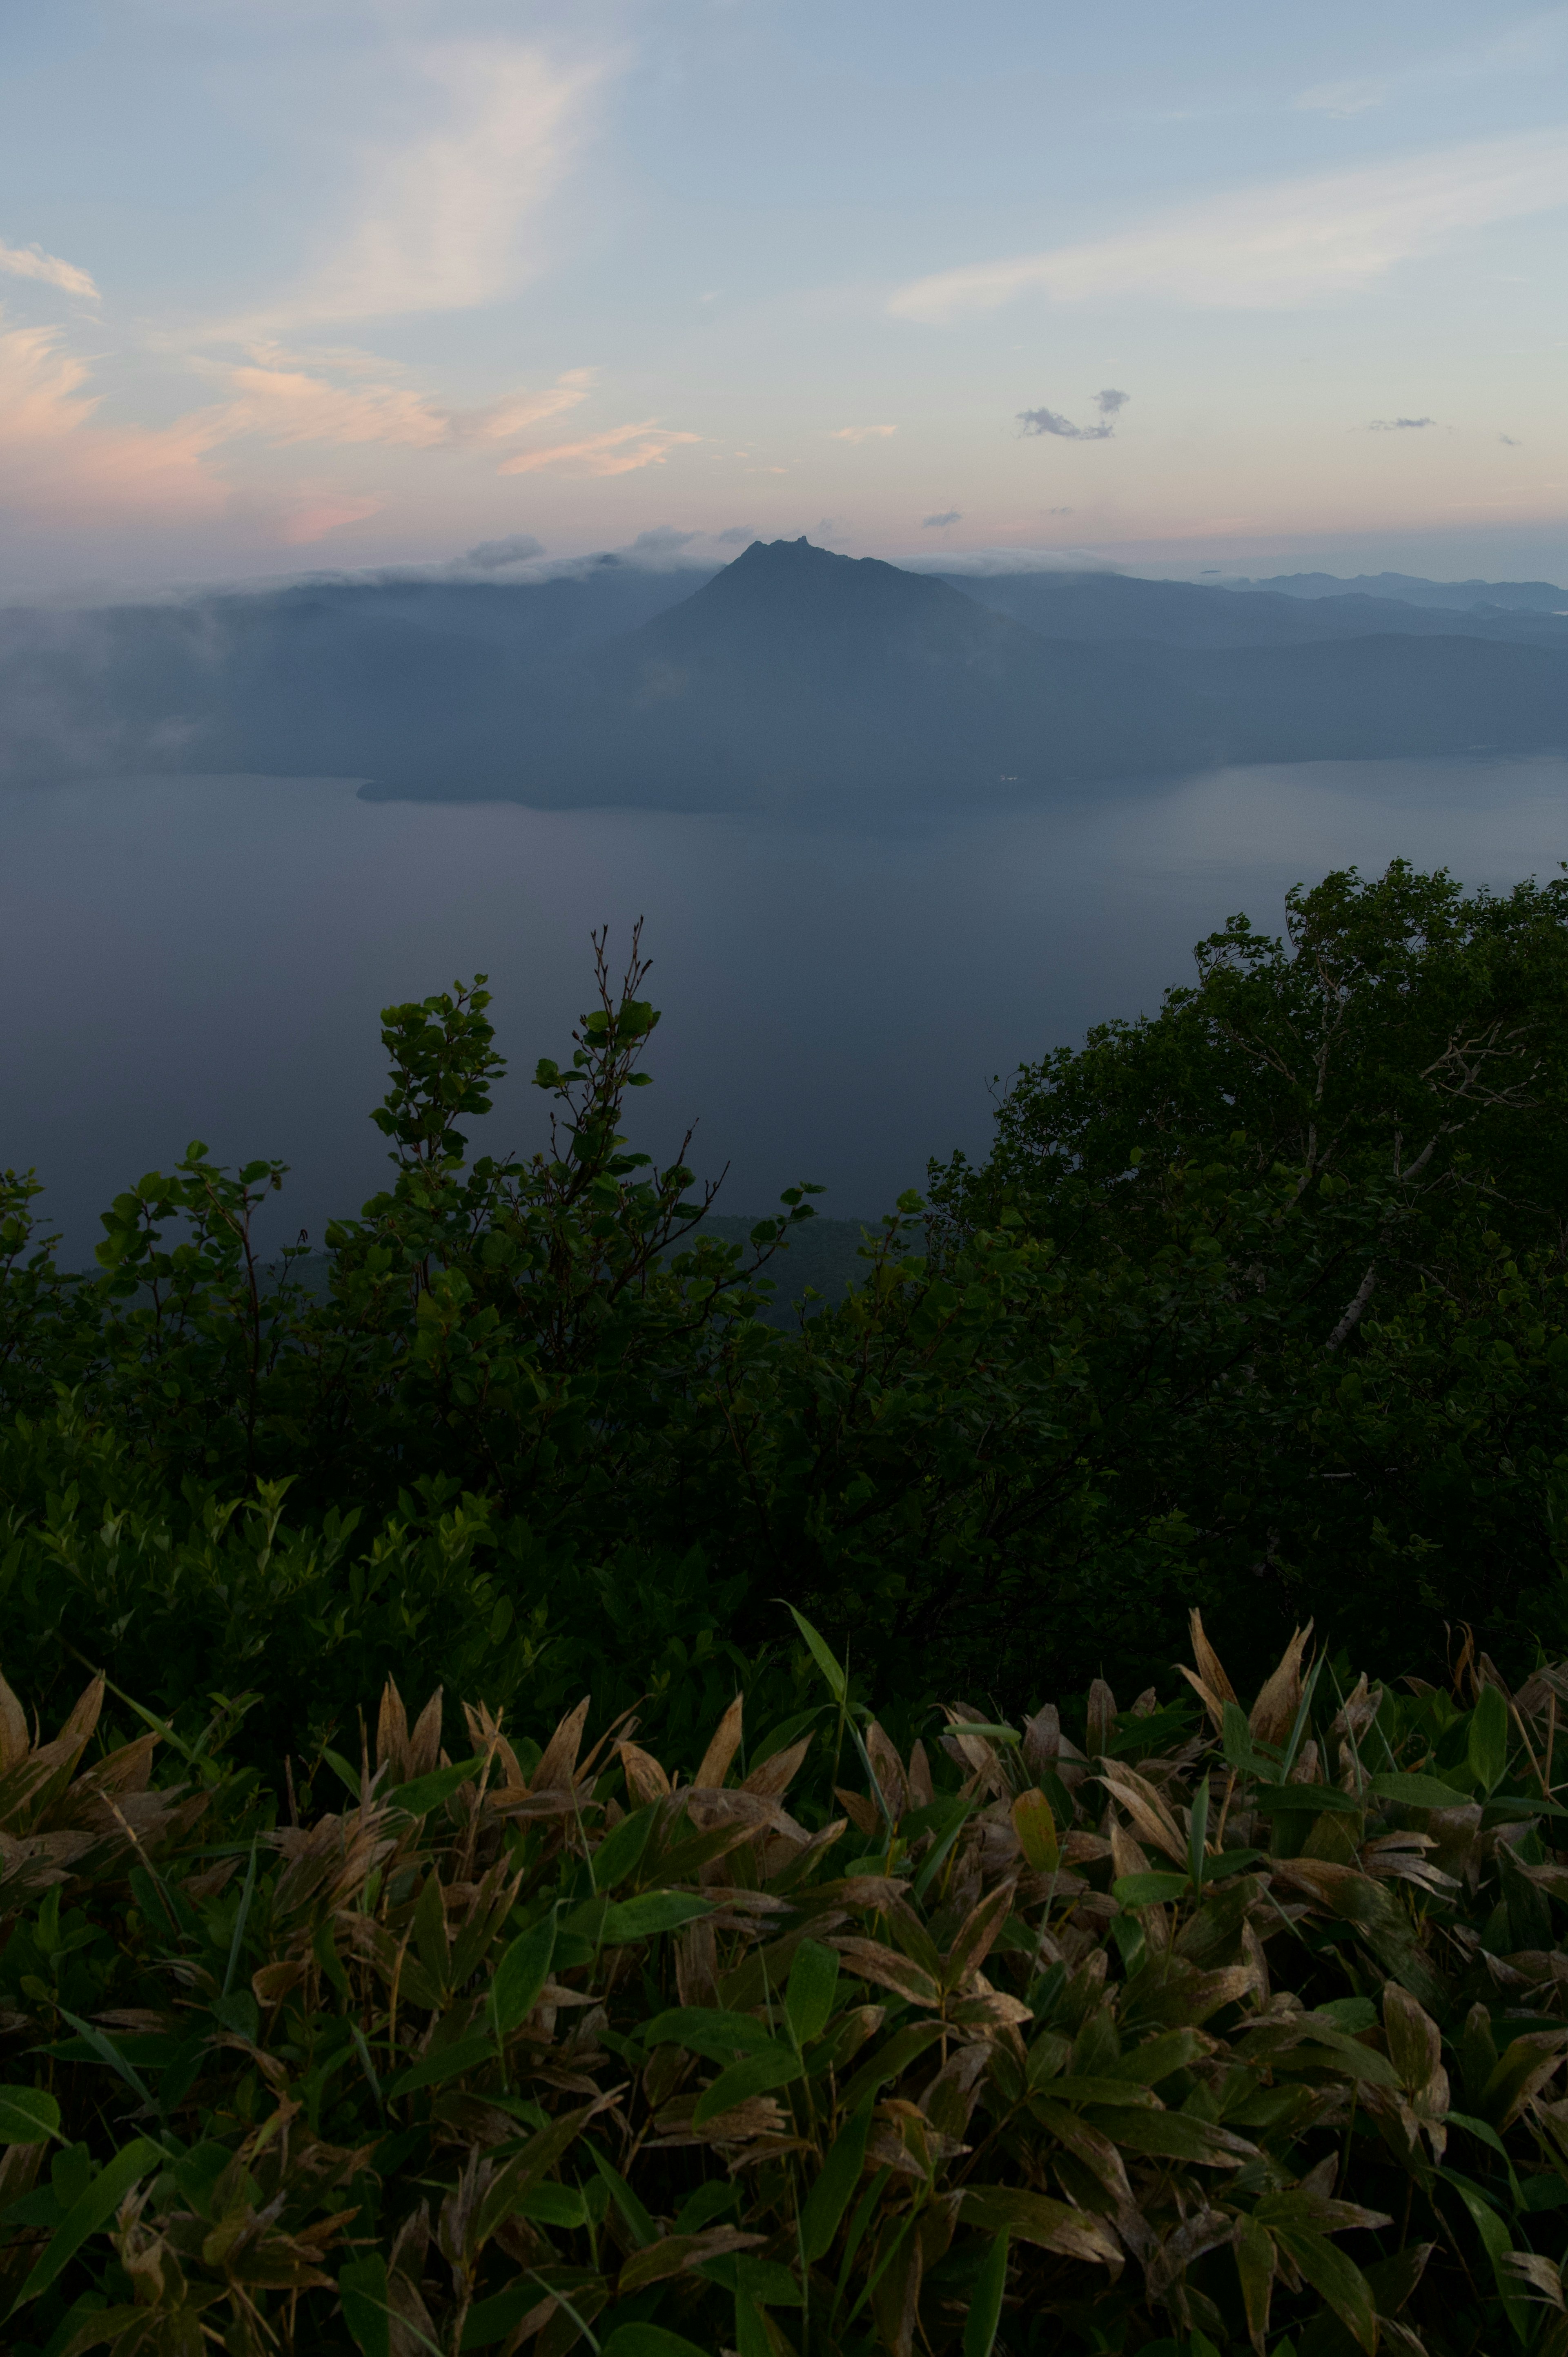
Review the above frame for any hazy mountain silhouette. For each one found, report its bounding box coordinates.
[492,539,1222,804]
[945,568,1568,650]
[1225,571,1568,613]
[4,538,1567,802]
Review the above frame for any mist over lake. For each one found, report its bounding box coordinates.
[4,752,1567,1260]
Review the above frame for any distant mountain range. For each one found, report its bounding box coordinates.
[3,539,1567,804]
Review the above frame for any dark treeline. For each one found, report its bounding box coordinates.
[4,861,1568,1769]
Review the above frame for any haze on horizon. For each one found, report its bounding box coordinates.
[3,0,1568,602]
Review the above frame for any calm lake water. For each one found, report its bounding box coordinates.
[5,755,1568,1259]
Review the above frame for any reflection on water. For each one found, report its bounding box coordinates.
[3,755,1566,1258]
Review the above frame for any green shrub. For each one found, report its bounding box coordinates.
[2,1616,1566,2354]
[7,863,1568,1745]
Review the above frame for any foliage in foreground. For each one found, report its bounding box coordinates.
[6,1619,1568,2354]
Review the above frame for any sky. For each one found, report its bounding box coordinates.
[2,0,1568,598]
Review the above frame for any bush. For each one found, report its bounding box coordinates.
[1,1616,1566,2353]
[7,862,1568,1748]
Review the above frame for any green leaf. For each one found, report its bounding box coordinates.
[594,1892,715,1943]
[692,2043,803,2126]
[340,2254,391,2357]
[492,1913,557,2037]
[1370,1771,1473,1809]
[800,2105,872,2261]
[388,1755,484,1817]
[386,2032,496,2101]
[962,2230,1009,2357]
[1270,2225,1378,2355]
[588,2145,656,2247]
[0,2087,61,2146]
[780,1603,847,1705]
[785,1939,840,2048]
[1087,2109,1252,2165]
[1114,1872,1190,1908]
[324,1747,363,1802]
[12,2137,162,2310]
[592,1804,657,1891]
[1468,1686,1510,1799]
[644,2008,775,2063]
[1249,1784,1363,1815]
[517,2183,588,2230]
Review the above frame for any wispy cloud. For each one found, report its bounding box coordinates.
[499,419,700,477]
[1294,11,1568,119]
[0,317,225,522]
[827,424,896,442]
[201,348,595,452]
[888,126,1568,318]
[276,490,382,546]
[1368,415,1434,430]
[0,238,99,300]
[1018,388,1129,441]
[235,41,603,333]
[922,510,961,526]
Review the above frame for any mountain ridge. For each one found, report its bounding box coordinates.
[3,537,1567,801]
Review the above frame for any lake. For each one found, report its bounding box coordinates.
[4,754,1568,1261]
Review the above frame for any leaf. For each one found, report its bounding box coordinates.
[1232,2213,1275,2353]
[492,1912,557,2036]
[1370,1771,1472,1809]
[942,1880,1017,1989]
[589,2145,656,2247]
[833,1936,940,2008]
[340,2254,391,2357]
[692,2043,803,2127]
[644,2008,777,2062]
[598,1892,715,1942]
[390,1755,484,1817]
[1109,2030,1211,2084]
[786,1939,840,2048]
[1249,1785,1363,1816]
[13,2136,162,2309]
[0,2087,61,2146]
[962,2233,1009,2357]
[591,1803,657,1891]
[801,2105,872,2261]
[1114,1873,1190,1908]
[1011,1787,1059,1873]
[386,2032,497,2101]
[1468,1685,1510,1797]
[780,1603,847,1705]
[1085,2109,1255,2167]
[959,2186,1122,2270]
[1271,2224,1378,2355]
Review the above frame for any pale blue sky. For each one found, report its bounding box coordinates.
[2,0,1567,594]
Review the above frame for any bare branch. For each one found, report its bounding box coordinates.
[1324,1264,1376,1355]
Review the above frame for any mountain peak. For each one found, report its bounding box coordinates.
[644,537,974,651]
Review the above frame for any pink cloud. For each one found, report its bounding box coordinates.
[0,319,227,520]
[276,491,384,544]
[499,419,700,476]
